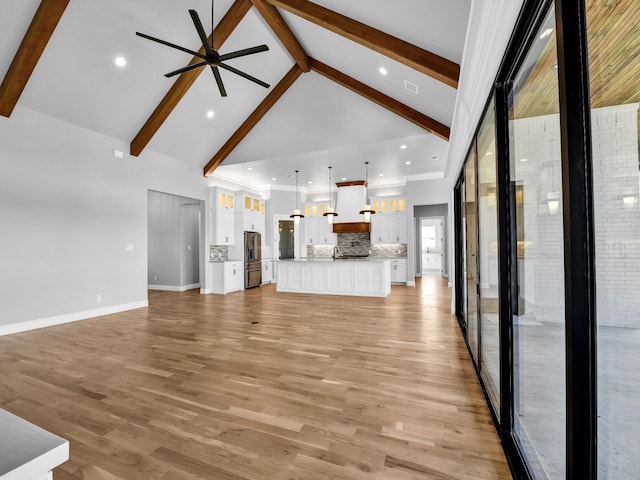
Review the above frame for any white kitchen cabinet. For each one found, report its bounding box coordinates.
[371,212,406,244]
[210,261,243,294]
[389,214,407,243]
[210,188,235,245]
[261,259,273,284]
[371,196,406,214]
[238,193,265,234]
[371,214,390,244]
[390,259,407,284]
[423,253,443,271]
[303,203,336,245]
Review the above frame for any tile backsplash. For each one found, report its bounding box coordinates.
[209,245,229,261]
[306,232,407,258]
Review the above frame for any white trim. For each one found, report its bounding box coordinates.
[148,283,200,292]
[405,171,445,182]
[406,280,416,287]
[0,300,149,336]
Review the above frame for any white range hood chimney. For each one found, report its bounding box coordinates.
[333,181,371,233]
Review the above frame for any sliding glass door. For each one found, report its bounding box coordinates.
[507,7,566,478]
[586,0,640,477]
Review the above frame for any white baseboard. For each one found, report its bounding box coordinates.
[148,283,200,292]
[0,300,149,337]
[407,281,416,287]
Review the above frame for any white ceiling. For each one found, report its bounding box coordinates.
[0,0,472,191]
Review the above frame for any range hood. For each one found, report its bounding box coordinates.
[332,181,371,233]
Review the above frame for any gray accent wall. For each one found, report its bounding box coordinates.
[0,107,208,327]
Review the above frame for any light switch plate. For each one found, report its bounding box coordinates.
[125,244,133,251]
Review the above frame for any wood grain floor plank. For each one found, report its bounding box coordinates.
[0,278,511,479]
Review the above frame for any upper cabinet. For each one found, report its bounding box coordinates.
[211,187,235,245]
[303,202,336,245]
[370,196,407,244]
[238,193,265,234]
[372,196,406,214]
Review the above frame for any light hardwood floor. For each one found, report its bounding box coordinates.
[0,277,512,480]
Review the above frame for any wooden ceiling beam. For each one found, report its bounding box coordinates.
[265,0,459,89]
[0,0,70,117]
[203,65,303,177]
[250,0,309,72]
[309,58,449,141]
[130,0,252,157]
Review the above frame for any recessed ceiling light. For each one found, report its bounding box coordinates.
[341,177,347,181]
[379,173,384,177]
[540,28,554,39]
[400,145,407,150]
[379,67,388,75]
[429,155,439,161]
[520,158,529,162]
[114,56,127,68]
[405,161,411,165]
[206,110,215,119]
[308,181,312,184]
[247,167,252,171]
[271,177,277,181]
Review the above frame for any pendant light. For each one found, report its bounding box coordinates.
[290,170,304,225]
[359,161,376,222]
[322,166,339,224]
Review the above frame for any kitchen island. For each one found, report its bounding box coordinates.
[277,258,391,297]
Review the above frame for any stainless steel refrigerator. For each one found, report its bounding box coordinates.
[244,231,262,289]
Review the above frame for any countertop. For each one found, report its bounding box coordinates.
[278,257,390,263]
[0,409,69,479]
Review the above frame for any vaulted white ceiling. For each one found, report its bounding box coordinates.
[0,0,471,192]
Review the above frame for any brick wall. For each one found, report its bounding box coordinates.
[307,232,407,258]
[511,104,639,327]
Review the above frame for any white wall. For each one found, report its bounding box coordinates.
[0,107,209,330]
[405,178,451,284]
[447,0,525,183]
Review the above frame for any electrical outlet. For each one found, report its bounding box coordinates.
[154,275,157,281]
[96,294,102,303]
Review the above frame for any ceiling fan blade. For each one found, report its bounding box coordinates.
[210,66,227,97]
[188,9,215,57]
[218,45,269,62]
[136,32,208,61]
[218,63,270,89]
[164,61,208,78]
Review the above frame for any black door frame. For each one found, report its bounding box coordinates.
[453,0,598,478]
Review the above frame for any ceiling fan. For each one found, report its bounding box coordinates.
[136,3,270,97]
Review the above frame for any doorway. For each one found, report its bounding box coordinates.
[278,220,295,259]
[420,217,445,276]
[148,190,204,291]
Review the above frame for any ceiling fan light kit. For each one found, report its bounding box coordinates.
[136,2,270,97]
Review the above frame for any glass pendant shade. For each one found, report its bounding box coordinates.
[322,166,338,224]
[360,204,375,222]
[360,162,376,221]
[290,170,305,224]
